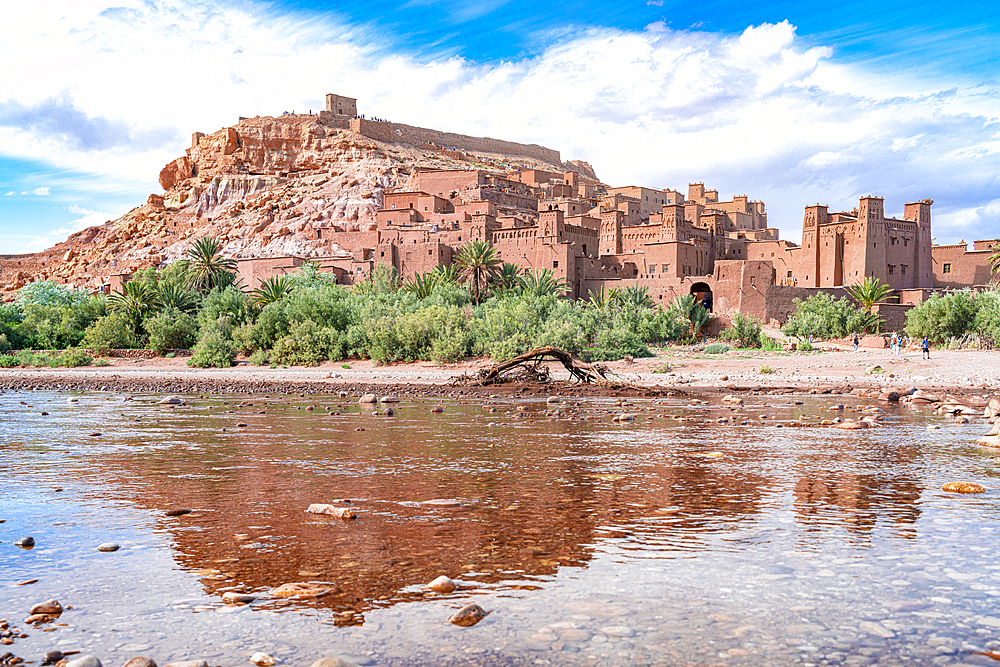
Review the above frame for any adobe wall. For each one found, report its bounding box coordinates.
[931,245,994,288]
[872,303,913,332]
[349,119,561,166]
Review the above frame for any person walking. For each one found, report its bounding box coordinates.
[922,336,930,359]
[853,334,859,352]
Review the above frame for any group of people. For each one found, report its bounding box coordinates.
[852,332,931,359]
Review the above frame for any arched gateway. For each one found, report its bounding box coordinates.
[690,281,713,312]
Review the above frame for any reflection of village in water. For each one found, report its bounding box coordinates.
[60,392,931,623]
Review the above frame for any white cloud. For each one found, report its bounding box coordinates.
[0,1,997,247]
[32,186,50,196]
[3,191,14,196]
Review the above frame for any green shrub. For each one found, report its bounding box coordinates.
[721,312,764,348]
[247,349,270,366]
[0,354,16,368]
[782,293,875,339]
[271,319,340,366]
[704,342,729,354]
[81,312,138,355]
[759,364,775,374]
[797,337,814,352]
[20,298,106,350]
[55,349,93,367]
[188,317,237,368]
[144,308,198,355]
[761,336,784,351]
[905,289,983,345]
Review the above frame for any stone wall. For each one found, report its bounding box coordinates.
[350,119,561,166]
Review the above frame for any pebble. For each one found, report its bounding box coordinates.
[24,614,52,625]
[162,662,206,667]
[42,651,63,665]
[418,499,461,507]
[29,600,62,615]
[157,396,184,405]
[164,509,192,516]
[379,396,399,403]
[426,575,457,593]
[14,537,34,548]
[858,620,895,638]
[271,582,330,598]
[65,656,102,667]
[305,504,356,519]
[96,543,120,552]
[122,658,157,667]
[430,405,445,413]
[308,659,359,667]
[222,592,256,604]
[249,653,275,666]
[358,394,377,404]
[942,481,986,493]
[448,603,488,627]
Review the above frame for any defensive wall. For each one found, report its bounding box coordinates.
[348,118,561,166]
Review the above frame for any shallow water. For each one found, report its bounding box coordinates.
[2,389,1000,667]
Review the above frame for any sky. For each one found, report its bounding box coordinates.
[0,0,998,255]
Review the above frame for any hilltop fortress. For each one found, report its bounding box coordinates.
[1,93,996,328]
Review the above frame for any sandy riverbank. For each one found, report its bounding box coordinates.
[1,341,996,397]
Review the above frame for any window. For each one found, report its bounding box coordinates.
[904,238,908,246]
[428,249,433,255]
[901,265,906,275]
[787,270,793,278]
[380,251,384,257]
[943,263,952,274]
[888,265,894,275]
[552,261,559,268]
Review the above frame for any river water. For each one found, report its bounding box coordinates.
[2,389,999,667]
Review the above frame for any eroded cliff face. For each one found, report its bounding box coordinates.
[0,113,568,296]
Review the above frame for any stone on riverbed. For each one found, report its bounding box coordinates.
[14,536,34,548]
[449,603,488,627]
[42,651,63,665]
[30,600,62,615]
[426,575,457,593]
[249,653,275,666]
[162,661,207,667]
[65,656,102,667]
[358,394,377,404]
[418,499,461,507]
[123,658,157,667]
[379,396,399,403]
[977,435,1000,448]
[309,659,360,667]
[164,508,192,517]
[222,592,256,604]
[25,613,53,624]
[157,396,184,405]
[942,482,986,493]
[97,543,120,552]
[271,583,331,598]
[306,504,356,519]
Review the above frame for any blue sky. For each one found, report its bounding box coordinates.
[0,0,998,254]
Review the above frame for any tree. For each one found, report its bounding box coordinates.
[845,276,891,334]
[185,237,238,293]
[494,263,523,293]
[670,293,710,339]
[251,276,293,307]
[518,268,568,297]
[156,283,199,313]
[108,281,158,335]
[432,263,459,284]
[402,271,442,299]
[454,240,501,304]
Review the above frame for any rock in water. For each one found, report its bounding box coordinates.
[379,396,399,403]
[358,394,377,404]
[222,592,256,604]
[165,508,192,516]
[97,543,120,552]
[43,651,64,665]
[249,653,275,666]
[162,661,208,667]
[271,582,331,598]
[942,482,986,493]
[305,504,356,519]
[418,499,461,507]
[25,614,53,624]
[14,536,35,548]
[309,659,360,667]
[30,600,62,615]
[157,396,184,405]
[65,656,102,667]
[430,405,444,413]
[123,658,157,667]
[426,575,457,593]
[449,603,488,627]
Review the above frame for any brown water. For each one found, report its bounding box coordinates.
[2,389,1000,667]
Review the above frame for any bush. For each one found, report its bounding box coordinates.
[144,308,198,355]
[56,349,93,367]
[19,298,106,350]
[0,354,15,368]
[247,349,270,366]
[759,364,775,374]
[905,289,982,345]
[188,317,237,368]
[797,338,814,352]
[761,336,784,351]
[271,319,340,366]
[704,342,729,354]
[721,312,764,348]
[782,293,875,339]
[81,312,138,354]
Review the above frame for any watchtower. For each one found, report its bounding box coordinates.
[325,94,357,117]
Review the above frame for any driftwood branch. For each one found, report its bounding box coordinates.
[451,346,635,388]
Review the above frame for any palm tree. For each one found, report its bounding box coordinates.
[588,287,612,311]
[402,271,441,299]
[518,268,568,297]
[613,285,654,310]
[846,276,891,312]
[494,263,523,293]
[251,276,293,307]
[432,263,459,285]
[108,281,157,334]
[454,240,501,304]
[156,283,199,313]
[186,237,238,293]
[670,293,710,339]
